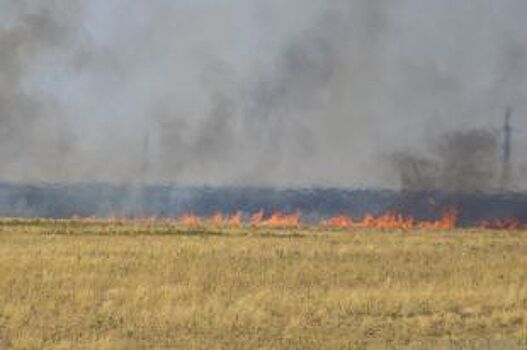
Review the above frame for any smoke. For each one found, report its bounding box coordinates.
[0,1,82,180]
[392,129,500,192]
[1,1,527,189]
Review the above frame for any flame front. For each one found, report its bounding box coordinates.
[176,209,459,230]
[480,218,522,230]
[67,208,525,230]
[180,214,202,226]
[322,209,457,230]
[261,212,301,227]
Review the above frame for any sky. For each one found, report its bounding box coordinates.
[1,0,527,188]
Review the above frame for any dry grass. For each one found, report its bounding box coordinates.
[0,219,527,349]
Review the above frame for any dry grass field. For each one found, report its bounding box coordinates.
[1,219,527,349]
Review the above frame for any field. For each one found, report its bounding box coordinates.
[1,220,527,349]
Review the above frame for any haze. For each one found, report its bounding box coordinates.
[1,1,526,188]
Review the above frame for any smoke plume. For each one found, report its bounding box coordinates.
[393,129,500,192]
[1,1,527,189]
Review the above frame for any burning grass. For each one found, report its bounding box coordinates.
[0,220,527,349]
[48,207,527,231]
[68,209,458,230]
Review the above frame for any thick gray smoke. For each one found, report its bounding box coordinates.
[392,129,500,192]
[1,1,527,189]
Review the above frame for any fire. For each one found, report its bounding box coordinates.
[69,208,527,231]
[209,213,226,226]
[250,210,264,226]
[249,210,300,227]
[227,211,242,227]
[359,213,414,230]
[261,211,301,227]
[418,209,458,230]
[179,214,202,226]
[178,211,243,227]
[322,209,458,230]
[178,210,301,228]
[480,218,522,230]
[176,209,459,230]
[324,215,354,228]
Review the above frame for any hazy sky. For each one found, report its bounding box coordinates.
[1,1,526,188]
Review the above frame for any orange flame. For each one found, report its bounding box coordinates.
[227,211,242,227]
[209,213,226,226]
[179,214,202,226]
[323,209,458,230]
[480,218,522,230]
[359,213,414,230]
[418,209,458,230]
[323,214,354,228]
[250,210,264,226]
[261,211,301,227]
[67,208,527,231]
[76,208,457,231]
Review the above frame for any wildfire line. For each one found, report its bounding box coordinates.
[66,209,527,230]
[177,210,458,230]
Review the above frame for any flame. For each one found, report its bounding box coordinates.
[179,214,202,226]
[227,211,242,227]
[72,207,521,231]
[177,212,243,227]
[418,209,458,230]
[323,209,458,230]
[359,213,414,230]
[209,213,226,226]
[261,211,301,227]
[64,208,527,231]
[322,213,414,229]
[177,210,302,228]
[250,210,264,226]
[323,214,354,228]
[250,210,300,227]
[480,218,522,230]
